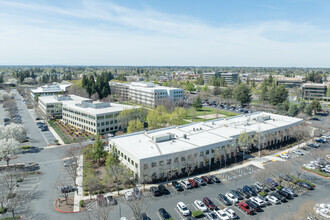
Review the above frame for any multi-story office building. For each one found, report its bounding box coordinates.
[109,112,303,180]
[110,82,184,107]
[276,77,305,88]
[302,83,328,100]
[38,94,137,134]
[30,83,71,100]
[203,72,239,85]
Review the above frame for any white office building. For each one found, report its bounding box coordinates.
[30,83,71,100]
[109,112,303,180]
[110,82,184,107]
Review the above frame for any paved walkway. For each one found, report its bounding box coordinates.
[48,125,65,145]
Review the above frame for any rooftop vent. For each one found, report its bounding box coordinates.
[183,134,187,139]
[152,133,174,143]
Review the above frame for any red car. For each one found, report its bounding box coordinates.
[188,179,199,188]
[203,197,216,210]
[201,176,212,184]
[238,202,254,215]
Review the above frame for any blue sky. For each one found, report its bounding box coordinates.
[0,0,330,67]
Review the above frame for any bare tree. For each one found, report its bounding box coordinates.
[0,184,9,209]
[0,168,21,195]
[289,156,305,180]
[126,194,150,220]
[84,204,114,220]
[158,159,173,186]
[294,200,317,220]
[138,166,151,191]
[64,146,81,185]
[267,161,291,187]
[253,169,271,192]
[185,153,198,179]
[83,173,101,199]
[3,99,17,120]
[6,193,25,219]
[105,163,131,195]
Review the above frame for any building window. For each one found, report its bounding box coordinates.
[181,157,185,162]
[206,150,209,155]
[167,159,171,165]
[159,161,164,166]
[135,163,138,168]
[151,162,156,168]
[200,151,204,157]
[143,164,148,170]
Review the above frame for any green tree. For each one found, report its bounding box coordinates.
[184,83,196,93]
[92,135,106,163]
[288,104,299,117]
[192,96,202,110]
[170,107,186,126]
[127,119,144,133]
[116,74,127,81]
[269,85,288,105]
[309,99,322,115]
[304,104,313,116]
[260,84,268,102]
[0,74,3,83]
[195,75,204,85]
[233,83,252,105]
[221,87,233,104]
[146,105,169,129]
[299,100,307,112]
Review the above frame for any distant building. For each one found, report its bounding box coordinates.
[203,72,239,85]
[30,83,71,100]
[109,112,303,180]
[38,94,137,134]
[276,77,305,88]
[302,83,328,100]
[110,82,184,107]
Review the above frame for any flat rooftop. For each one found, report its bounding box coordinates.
[110,112,303,160]
[31,84,71,93]
[39,94,87,104]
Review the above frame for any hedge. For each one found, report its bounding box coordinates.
[276,186,283,190]
[20,145,30,150]
[192,210,203,218]
[80,200,84,207]
[0,217,21,220]
[258,191,268,197]
[302,167,330,178]
[288,175,315,187]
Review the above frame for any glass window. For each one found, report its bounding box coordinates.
[143,164,148,170]
[151,162,156,168]
[206,150,209,155]
[200,151,204,157]
[167,159,171,165]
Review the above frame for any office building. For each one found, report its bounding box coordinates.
[109,112,303,180]
[203,72,239,85]
[30,83,71,100]
[302,83,328,100]
[276,77,305,88]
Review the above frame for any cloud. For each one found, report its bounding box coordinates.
[0,0,330,67]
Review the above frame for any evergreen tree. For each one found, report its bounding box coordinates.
[233,83,252,105]
[192,96,202,110]
[260,84,268,102]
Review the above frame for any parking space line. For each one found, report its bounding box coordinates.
[233,206,249,217]
[156,212,163,220]
[174,207,184,220]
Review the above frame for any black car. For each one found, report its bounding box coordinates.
[158,208,172,220]
[172,181,183,191]
[105,195,117,206]
[3,118,10,122]
[218,194,232,206]
[243,185,257,196]
[133,187,142,199]
[278,190,293,200]
[61,185,77,193]
[140,213,151,220]
[245,200,261,212]
[297,182,314,190]
[279,174,293,182]
[41,126,48,131]
[250,185,260,193]
[150,186,161,196]
[230,190,243,200]
[158,184,170,195]
[209,175,221,183]
[37,123,45,128]
[271,192,287,202]
[237,188,250,198]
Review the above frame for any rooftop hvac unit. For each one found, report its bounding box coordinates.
[152,133,174,143]
[183,134,187,139]
[200,127,202,130]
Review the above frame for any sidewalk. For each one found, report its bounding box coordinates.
[72,139,310,206]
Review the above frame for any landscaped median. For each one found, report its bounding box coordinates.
[288,175,316,187]
[48,120,71,144]
[302,167,330,178]
[54,198,86,213]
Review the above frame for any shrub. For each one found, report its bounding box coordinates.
[0,207,7,214]
[192,210,203,218]
[20,145,30,150]
[17,177,23,182]
[302,167,330,178]
[0,216,21,220]
[83,192,89,196]
[79,200,84,207]
[7,193,16,199]
[289,175,315,187]
[258,191,268,197]
[276,186,283,190]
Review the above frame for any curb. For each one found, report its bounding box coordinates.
[301,168,330,179]
[54,198,86,213]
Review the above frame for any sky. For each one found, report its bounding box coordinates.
[0,0,330,67]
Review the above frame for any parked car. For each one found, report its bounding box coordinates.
[237,188,250,198]
[250,185,261,193]
[270,192,287,202]
[133,188,142,199]
[218,194,232,206]
[225,192,238,204]
[254,182,264,191]
[223,208,238,219]
[243,185,257,196]
[292,150,304,156]
[315,138,327,143]
[279,153,290,159]
[201,176,212,184]
[105,195,117,206]
[245,200,261,212]
[194,177,206,186]
[180,180,193,189]
[158,208,172,220]
[150,186,161,197]
[279,174,293,182]
[238,202,254,215]
[97,194,106,207]
[215,210,230,220]
[265,178,278,187]
[158,184,170,195]
[172,181,183,191]
[37,123,45,128]
[266,195,280,204]
[61,185,77,193]
[205,212,219,220]
[297,181,314,190]
[140,213,151,220]
[209,175,221,183]
[40,125,48,131]
[282,188,297,197]
[125,191,133,201]
[230,190,243,200]
[194,200,208,212]
[250,197,266,207]
[188,179,199,188]
[177,202,190,216]
[203,197,216,210]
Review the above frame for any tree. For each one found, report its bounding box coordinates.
[259,84,268,102]
[184,153,198,179]
[116,74,127,81]
[3,99,17,120]
[270,85,288,105]
[309,99,322,115]
[127,194,149,220]
[288,103,299,117]
[82,171,101,199]
[0,138,20,166]
[92,135,106,164]
[64,146,81,185]
[6,193,25,219]
[221,87,233,104]
[169,107,186,126]
[192,96,202,110]
[146,105,170,129]
[117,108,148,131]
[238,130,249,160]
[0,124,28,143]
[233,83,252,105]
[84,204,113,220]
[0,168,20,195]
[127,119,144,133]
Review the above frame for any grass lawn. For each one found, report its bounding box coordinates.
[48,120,71,144]
[185,107,238,121]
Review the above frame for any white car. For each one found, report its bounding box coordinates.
[177,202,190,216]
[255,182,264,191]
[225,192,238,204]
[180,180,192,189]
[205,212,219,220]
[279,153,290,159]
[215,210,230,220]
[257,195,271,206]
[120,217,127,220]
[194,200,208,212]
[292,150,304,155]
[303,164,317,169]
[124,191,133,201]
[223,208,238,219]
[266,195,280,204]
[251,197,266,207]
